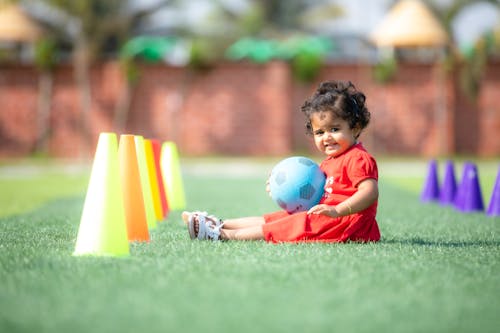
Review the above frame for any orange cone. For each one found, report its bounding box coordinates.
[144,139,164,221]
[118,134,150,242]
[151,139,169,219]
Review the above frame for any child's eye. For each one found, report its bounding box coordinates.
[330,127,339,132]
[314,130,324,136]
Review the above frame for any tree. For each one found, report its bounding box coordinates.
[427,0,500,99]
[33,36,57,155]
[24,0,175,156]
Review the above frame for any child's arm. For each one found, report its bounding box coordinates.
[307,178,378,217]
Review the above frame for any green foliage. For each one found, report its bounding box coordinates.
[118,57,140,84]
[291,52,323,82]
[459,32,495,101]
[225,35,332,82]
[373,57,398,84]
[428,0,500,100]
[237,5,266,36]
[34,37,58,71]
[188,38,217,70]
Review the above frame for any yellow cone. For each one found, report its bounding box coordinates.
[135,135,157,230]
[74,133,129,257]
[144,139,164,221]
[160,141,186,210]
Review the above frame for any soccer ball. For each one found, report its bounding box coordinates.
[269,156,326,214]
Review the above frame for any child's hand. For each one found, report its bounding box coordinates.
[307,204,340,218]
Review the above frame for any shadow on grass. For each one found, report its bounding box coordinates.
[381,237,500,248]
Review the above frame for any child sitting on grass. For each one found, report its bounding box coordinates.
[183,80,380,243]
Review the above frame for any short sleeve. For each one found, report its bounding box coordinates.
[347,152,378,187]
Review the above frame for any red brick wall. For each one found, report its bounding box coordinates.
[0,61,499,159]
[477,64,500,156]
[0,65,39,155]
[318,64,444,156]
[127,61,293,156]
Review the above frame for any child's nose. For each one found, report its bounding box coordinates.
[323,132,334,140]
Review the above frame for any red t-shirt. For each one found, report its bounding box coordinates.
[262,143,380,243]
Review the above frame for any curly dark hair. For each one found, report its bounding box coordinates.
[301,80,370,138]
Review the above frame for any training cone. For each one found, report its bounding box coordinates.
[144,139,164,221]
[151,139,169,219]
[135,136,157,230]
[118,134,150,242]
[439,160,457,206]
[160,141,186,211]
[421,159,440,202]
[486,166,500,217]
[454,162,484,213]
[74,133,130,257]
[454,162,472,210]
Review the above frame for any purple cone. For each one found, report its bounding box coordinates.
[421,159,440,202]
[439,160,457,206]
[486,166,500,217]
[454,162,484,213]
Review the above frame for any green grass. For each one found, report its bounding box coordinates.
[0,161,88,217]
[0,159,499,333]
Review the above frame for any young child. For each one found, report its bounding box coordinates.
[183,80,380,243]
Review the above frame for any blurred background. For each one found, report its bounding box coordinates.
[0,0,499,159]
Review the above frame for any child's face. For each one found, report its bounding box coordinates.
[310,111,360,157]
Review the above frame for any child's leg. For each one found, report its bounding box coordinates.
[222,216,265,229]
[220,216,265,240]
[221,225,264,241]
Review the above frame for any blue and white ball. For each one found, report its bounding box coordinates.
[269,156,326,214]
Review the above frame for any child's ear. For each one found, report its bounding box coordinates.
[353,125,362,138]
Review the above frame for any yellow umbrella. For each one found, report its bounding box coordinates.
[0,3,43,42]
[370,0,448,47]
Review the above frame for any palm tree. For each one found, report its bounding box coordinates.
[427,0,500,99]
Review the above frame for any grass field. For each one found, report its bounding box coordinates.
[0,158,499,333]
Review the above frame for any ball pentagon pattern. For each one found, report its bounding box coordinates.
[269,156,326,213]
